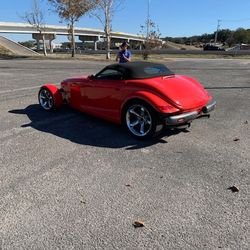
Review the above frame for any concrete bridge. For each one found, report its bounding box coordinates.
[0,22,146,50]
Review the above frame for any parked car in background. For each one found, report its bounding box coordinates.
[203,44,225,51]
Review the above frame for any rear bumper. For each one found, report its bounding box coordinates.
[164,99,216,126]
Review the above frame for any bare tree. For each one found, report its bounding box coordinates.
[139,19,162,60]
[92,0,124,60]
[48,0,98,57]
[23,0,47,56]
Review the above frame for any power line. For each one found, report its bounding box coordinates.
[220,18,250,23]
[146,0,150,40]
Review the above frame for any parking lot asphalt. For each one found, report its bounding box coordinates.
[0,58,249,250]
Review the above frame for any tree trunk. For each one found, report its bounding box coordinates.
[42,33,47,56]
[106,32,111,60]
[71,23,75,58]
[105,4,111,60]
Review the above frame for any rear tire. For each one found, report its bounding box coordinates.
[123,101,158,139]
[38,87,55,111]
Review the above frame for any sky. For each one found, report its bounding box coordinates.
[1,0,250,42]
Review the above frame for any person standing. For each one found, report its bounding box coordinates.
[116,41,132,63]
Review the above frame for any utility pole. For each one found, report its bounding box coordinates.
[214,19,221,44]
[146,0,150,41]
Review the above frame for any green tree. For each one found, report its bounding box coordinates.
[217,29,233,43]
[233,28,250,44]
[163,28,250,47]
[19,40,36,48]
[200,33,213,43]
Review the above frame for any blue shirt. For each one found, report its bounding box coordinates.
[118,50,132,63]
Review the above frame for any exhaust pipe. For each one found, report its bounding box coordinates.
[202,106,208,113]
[203,100,217,113]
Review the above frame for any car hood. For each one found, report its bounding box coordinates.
[149,75,211,110]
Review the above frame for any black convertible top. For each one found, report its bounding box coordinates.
[103,61,174,80]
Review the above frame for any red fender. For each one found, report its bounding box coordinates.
[41,84,63,108]
[122,91,180,114]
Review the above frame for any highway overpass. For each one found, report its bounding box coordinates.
[0,22,146,50]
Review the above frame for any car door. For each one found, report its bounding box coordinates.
[82,68,125,123]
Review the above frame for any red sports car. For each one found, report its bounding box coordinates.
[38,61,216,139]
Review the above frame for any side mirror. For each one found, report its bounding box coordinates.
[88,74,95,80]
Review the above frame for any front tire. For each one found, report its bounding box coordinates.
[38,87,55,111]
[123,101,157,139]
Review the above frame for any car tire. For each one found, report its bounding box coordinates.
[38,87,56,111]
[123,101,158,139]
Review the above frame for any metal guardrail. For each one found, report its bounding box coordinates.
[68,49,250,56]
[131,49,250,55]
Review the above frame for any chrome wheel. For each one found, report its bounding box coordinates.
[39,88,54,110]
[126,104,153,137]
